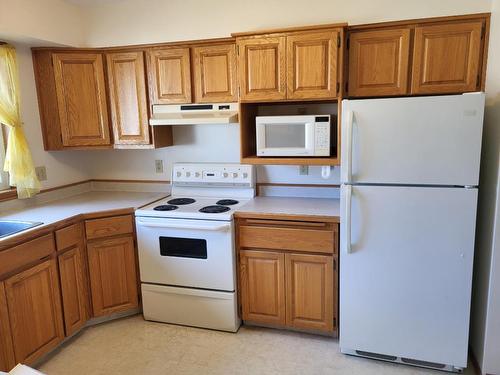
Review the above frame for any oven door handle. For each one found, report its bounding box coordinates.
[136,218,231,232]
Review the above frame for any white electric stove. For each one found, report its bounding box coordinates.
[135,163,255,332]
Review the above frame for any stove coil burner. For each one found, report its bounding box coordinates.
[199,205,231,214]
[153,205,178,211]
[167,198,196,205]
[216,199,239,206]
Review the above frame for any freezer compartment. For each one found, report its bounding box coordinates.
[340,184,478,368]
[142,283,241,332]
[341,93,485,186]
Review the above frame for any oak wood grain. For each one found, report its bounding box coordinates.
[85,215,134,240]
[0,282,15,372]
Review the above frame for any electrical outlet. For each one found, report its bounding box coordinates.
[35,166,47,181]
[155,160,163,174]
[299,165,309,175]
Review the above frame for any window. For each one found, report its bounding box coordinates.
[0,125,9,190]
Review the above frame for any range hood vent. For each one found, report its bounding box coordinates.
[149,103,239,125]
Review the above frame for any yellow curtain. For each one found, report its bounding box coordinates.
[0,44,40,199]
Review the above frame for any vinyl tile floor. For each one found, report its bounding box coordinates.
[38,315,476,375]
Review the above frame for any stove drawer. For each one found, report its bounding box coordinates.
[238,219,337,254]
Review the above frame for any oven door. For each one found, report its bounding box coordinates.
[135,217,235,291]
[256,121,315,156]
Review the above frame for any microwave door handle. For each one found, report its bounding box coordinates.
[305,122,315,154]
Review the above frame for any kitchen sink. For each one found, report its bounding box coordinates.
[0,220,43,238]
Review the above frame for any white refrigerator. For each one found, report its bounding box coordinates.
[339,93,485,372]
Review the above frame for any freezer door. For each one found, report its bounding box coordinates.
[340,185,477,368]
[341,93,485,186]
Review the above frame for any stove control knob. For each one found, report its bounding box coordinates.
[195,172,200,178]
[176,171,182,178]
[223,172,229,178]
[186,172,191,177]
[232,172,238,178]
[243,172,248,179]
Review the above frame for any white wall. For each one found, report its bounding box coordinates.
[81,0,491,47]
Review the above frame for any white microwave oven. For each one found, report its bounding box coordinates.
[256,115,331,157]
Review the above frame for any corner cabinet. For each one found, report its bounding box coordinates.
[347,15,489,97]
[0,282,15,372]
[52,53,111,147]
[236,216,338,334]
[236,28,343,102]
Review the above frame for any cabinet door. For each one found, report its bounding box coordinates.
[348,28,411,97]
[285,253,334,332]
[239,250,285,325]
[193,44,238,103]
[106,51,150,145]
[237,36,286,101]
[148,48,192,104]
[287,30,339,99]
[5,259,64,364]
[58,245,89,336]
[411,21,483,94]
[52,53,111,147]
[0,282,15,372]
[87,236,138,317]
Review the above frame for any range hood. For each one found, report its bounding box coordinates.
[149,103,239,125]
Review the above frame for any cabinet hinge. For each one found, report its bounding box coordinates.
[337,35,341,48]
[237,45,240,56]
[481,25,486,39]
[345,82,349,93]
[333,317,337,328]
[336,82,340,94]
[333,258,337,271]
[477,74,480,87]
[346,36,350,50]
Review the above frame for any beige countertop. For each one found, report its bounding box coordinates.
[236,196,340,221]
[0,190,168,244]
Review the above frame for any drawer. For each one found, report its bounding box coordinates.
[238,219,337,254]
[0,234,55,279]
[85,215,134,240]
[55,223,81,251]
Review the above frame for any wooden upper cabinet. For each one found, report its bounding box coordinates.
[193,44,238,103]
[106,51,150,145]
[52,53,111,147]
[4,259,64,365]
[348,28,411,97]
[285,253,334,332]
[287,30,339,99]
[0,282,15,372]
[87,236,138,317]
[411,21,483,94]
[148,47,192,104]
[237,36,287,101]
[239,250,286,325]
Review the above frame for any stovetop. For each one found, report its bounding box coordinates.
[135,195,250,221]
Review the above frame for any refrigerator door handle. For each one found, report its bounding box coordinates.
[344,184,352,254]
[342,110,354,183]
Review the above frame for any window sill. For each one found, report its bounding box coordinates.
[0,188,17,202]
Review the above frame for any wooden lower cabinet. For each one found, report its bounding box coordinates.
[4,259,65,365]
[240,250,286,325]
[87,236,139,317]
[58,245,89,336]
[0,282,15,372]
[285,253,335,332]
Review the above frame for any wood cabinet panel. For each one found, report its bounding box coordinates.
[193,44,238,103]
[287,30,339,99]
[348,28,411,96]
[106,51,150,145]
[148,48,192,104]
[0,234,55,279]
[411,21,483,94]
[87,236,138,317]
[55,223,81,251]
[240,250,285,325]
[237,36,287,101]
[85,215,134,240]
[58,245,88,336]
[5,259,64,364]
[0,282,15,372]
[285,253,334,332]
[52,53,111,147]
[239,220,335,254]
